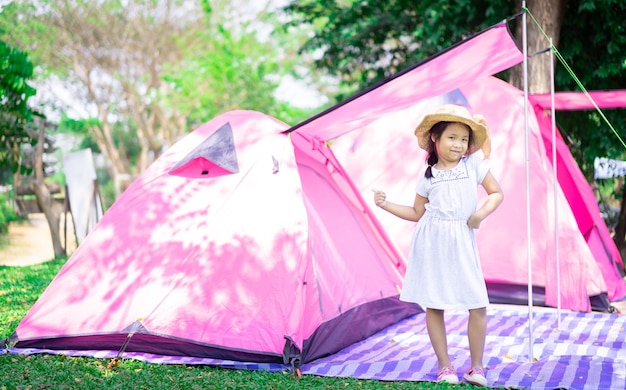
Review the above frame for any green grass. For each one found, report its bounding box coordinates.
[0,258,474,389]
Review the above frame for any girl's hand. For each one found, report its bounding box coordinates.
[372,189,387,208]
[473,114,487,127]
[473,114,491,159]
[467,213,482,229]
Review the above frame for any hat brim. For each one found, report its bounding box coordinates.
[414,113,487,155]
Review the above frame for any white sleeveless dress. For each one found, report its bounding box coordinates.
[399,154,490,310]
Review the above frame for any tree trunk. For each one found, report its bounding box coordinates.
[509,0,567,93]
[614,181,626,258]
[32,117,66,258]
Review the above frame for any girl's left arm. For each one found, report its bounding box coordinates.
[467,171,504,229]
[473,114,491,159]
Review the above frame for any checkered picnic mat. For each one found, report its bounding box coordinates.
[302,308,626,389]
[8,307,626,389]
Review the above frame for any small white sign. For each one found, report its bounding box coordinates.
[594,157,626,179]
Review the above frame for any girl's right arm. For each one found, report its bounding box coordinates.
[372,189,428,222]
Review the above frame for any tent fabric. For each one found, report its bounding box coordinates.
[530,101,626,301]
[287,20,523,141]
[326,75,625,312]
[530,91,626,110]
[10,110,420,365]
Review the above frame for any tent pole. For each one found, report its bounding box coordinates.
[522,1,535,363]
[549,38,562,328]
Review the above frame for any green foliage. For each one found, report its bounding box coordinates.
[56,114,102,153]
[161,23,288,127]
[0,257,67,339]
[0,163,14,185]
[111,121,142,169]
[57,107,140,170]
[0,2,51,71]
[281,0,516,99]
[272,101,319,128]
[0,193,17,234]
[98,177,117,211]
[0,39,37,172]
[0,354,464,389]
[553,0,626,177]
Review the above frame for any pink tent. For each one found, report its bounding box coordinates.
[284,19,626,312]
[319,77,626,313]
[10,17,625,371]
[531,91,626,110]
[290,21,523,141]
[530,93,626,303]
[10,19,525,365]
[10,110,419,365]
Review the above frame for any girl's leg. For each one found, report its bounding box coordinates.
[467,307,487,368]
[426,308,451,368]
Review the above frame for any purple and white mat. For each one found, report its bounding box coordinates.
[7,307,626,389]
[302,307,626,389]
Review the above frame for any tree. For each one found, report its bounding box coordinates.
[0,0,306,197]
[0,39,36,174]
[508,0,567,93]
[281,0,517,100]
[0,0,201,193]
[281,0,578,95]
[0,38,68,256]
[160,17,306,127]
[30,116,66,257]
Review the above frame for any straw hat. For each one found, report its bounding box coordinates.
[414,104,487,154]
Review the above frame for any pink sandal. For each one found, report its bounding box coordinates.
[463,366,487,387]
[437,365,459,384]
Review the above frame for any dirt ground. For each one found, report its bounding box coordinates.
[0,213,77,266]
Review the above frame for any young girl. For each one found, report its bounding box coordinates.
[372,104,503,387]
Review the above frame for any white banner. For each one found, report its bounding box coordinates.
[594,157,626,179]
[63,149,103,244]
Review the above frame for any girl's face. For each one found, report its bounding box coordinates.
[432,122,470,163]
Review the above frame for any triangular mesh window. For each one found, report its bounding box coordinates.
[169,122,239,178]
